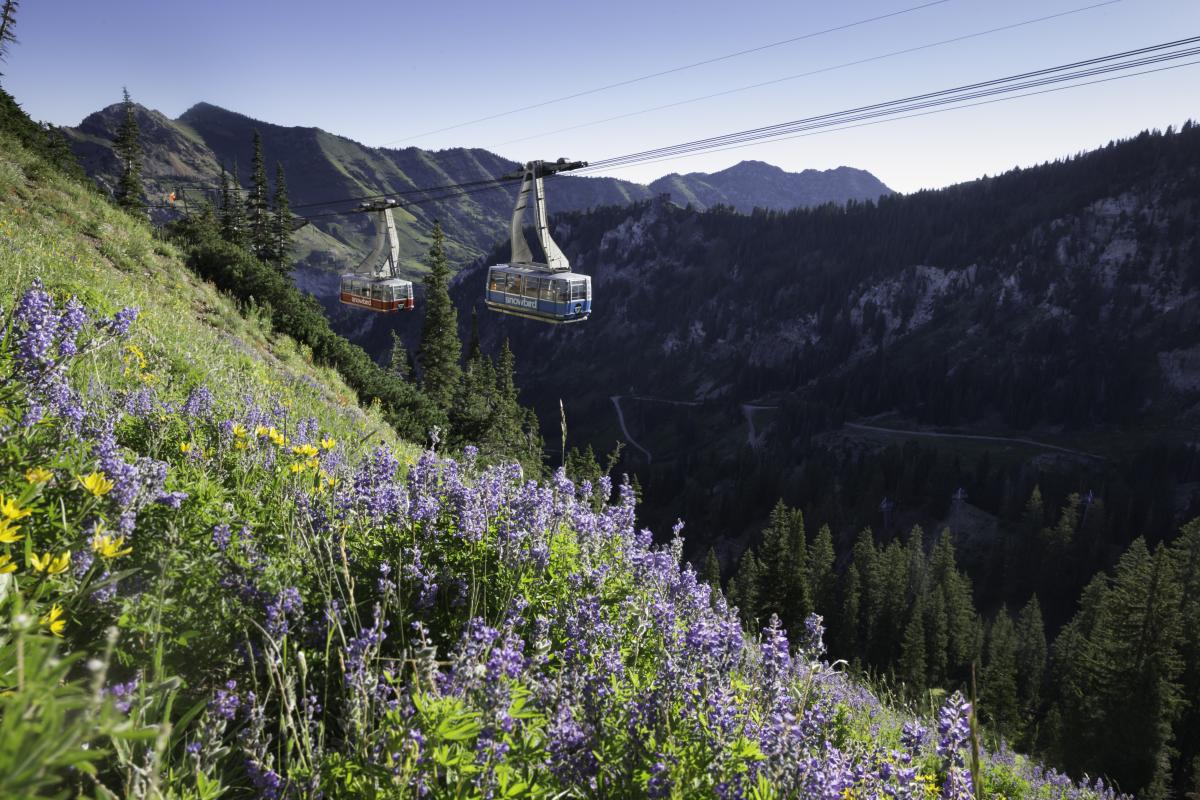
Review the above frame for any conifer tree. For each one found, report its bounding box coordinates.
[729,551,762,629]
[388,330,412,382]
[1015,595,1047,721]
[271,161,292,271]
[899,594,927,692]
[0,1,19,70]
[113,88,143,212]
[1168,519,1200,795]
[838,563,863,665]
[418,222,462,413]
[808,523,837,617]
[451,346,498,449]
[980,608,1020,739]
[564,445,602,487]
[220,163,249,249]
[246,130,271,259]
[702,547,722,595]
[1050,538,1184,799]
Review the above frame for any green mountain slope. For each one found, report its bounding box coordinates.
[3,105,413,462]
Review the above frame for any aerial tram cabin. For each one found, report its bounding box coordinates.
[338,198,415,313]
[484,158,591,324]
[339,275,413,312]
[486,266,590,323]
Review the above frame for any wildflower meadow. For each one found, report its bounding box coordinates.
[0,274,1135,800]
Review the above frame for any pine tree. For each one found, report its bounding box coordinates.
[389,330,412,382]
[729,550,762,629]
[220,163,248,249]
[1015,595,1047,722]
[246,130,271,260]
[838,563,863,666]
[702,547,722,596]
[565,445,602,486]
[0,1,19,70]
[271,161,292,272]
[418,222,462,413]
[808,523,837,617]
[113,88,143,212]
[980,608,1020,740]
[1050,538,1185,799]
[450,346,498,450]
[1168,519,1200,796]
[758,501,795,628]
[899,593,927,693]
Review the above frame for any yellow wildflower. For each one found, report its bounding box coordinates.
[268,429,287,447]
[79,471,114,498]
[231,423,247,438]
[91,530,132,559]
[0,552,16,574]
[0,493,33,521]
[0,519,23,544]
[320,437,337,450]
[234,440,249,451]
[289,462,306,474]
[255,425,270,437]
[305,457,319,470]
[30,550,71,575]
[25,467,53,484]
[39,604,66,637]
[291,443,319,458]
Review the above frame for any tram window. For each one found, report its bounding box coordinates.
[510,275,524,295]
[571,281,586,301]
[555,281,569,302]
[539,279,554,301]
[524,277,540,299]
[488,270,500,292]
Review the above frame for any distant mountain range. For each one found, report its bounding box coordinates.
[63,102,893,274]
[649,161,892,213]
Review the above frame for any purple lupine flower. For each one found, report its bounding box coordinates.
[57,297,87,358]
[182,385,214,418]
[154,491,188,509]
[211,680,240,721]
[13,279,58,372]
[107,306,139,336]
[264,587,303,638]
[245,759,284,800]
[901,721,928,753]
[105,679,139,714]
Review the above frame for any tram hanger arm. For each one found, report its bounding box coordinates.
[500,158,588,181]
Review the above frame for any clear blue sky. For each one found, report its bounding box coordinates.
[4,0,1198,192]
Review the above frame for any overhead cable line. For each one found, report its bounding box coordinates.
[380,0,955,144]
[495,0,1123,147]
[598,57,1200,173]
[578,35,1200,172]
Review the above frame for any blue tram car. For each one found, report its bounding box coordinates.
[484,265,591,323]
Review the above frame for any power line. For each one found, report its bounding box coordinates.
[593,58,1200,174]
[379,0,955,145]
[494,0,1123,148]
[578,35,1200,172]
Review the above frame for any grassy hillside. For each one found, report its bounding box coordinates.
[0,123,1128,798]
[1,123,412,461]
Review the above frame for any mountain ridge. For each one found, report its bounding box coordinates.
[63,101,894,273]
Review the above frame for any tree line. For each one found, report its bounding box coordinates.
[715,501,1200,799]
